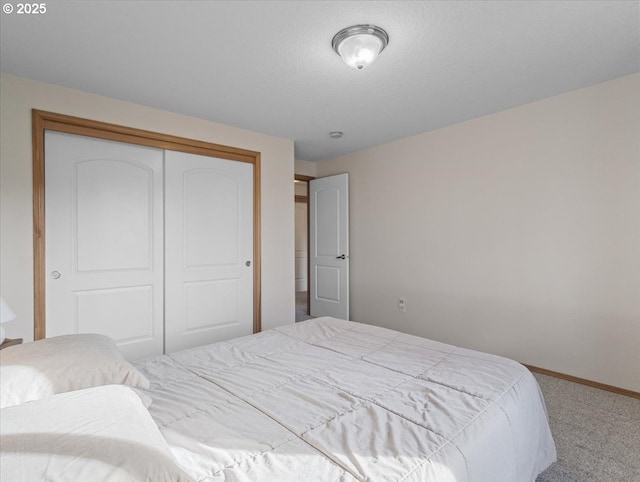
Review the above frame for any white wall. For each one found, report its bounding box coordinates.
[0,73,295,340]
[317,74,640,392]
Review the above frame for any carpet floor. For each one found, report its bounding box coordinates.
[534,373,640,481]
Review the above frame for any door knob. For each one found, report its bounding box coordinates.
[245,260,251,267]
[336,254,346,260]
[51,271,62,279]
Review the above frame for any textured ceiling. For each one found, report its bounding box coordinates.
[1,1,638,161]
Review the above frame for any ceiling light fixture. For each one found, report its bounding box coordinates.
[329,131,344,139]
[332,24,389,70]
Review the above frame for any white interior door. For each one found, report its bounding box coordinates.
[164,151,254,353]
[45,131,165,360]
[310,173,349,319]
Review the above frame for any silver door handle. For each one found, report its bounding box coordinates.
[51,270,62,279]
[336,254,346,260]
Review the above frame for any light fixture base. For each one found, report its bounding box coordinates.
[332,24,389,70]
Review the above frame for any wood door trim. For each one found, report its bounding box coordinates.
[525,364,639,399]
[32,109,262,340]
[294,174,315,182]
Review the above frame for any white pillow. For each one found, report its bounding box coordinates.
[0,384,192,481]
[0,334,150,408]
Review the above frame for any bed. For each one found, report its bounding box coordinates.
[1,317,556,481]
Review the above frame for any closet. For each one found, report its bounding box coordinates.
[40,122,257,361]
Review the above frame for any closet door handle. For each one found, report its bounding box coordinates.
[336,254,346,260]
[51,270,62,279]
[245,260,251,267]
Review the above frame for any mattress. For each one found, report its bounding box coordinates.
[134,317,556,481]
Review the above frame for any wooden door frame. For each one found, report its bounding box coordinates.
[32,109,262,340]
[294,174,315,315]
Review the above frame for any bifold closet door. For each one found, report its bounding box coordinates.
[45,131,165,360]
[164,151,254,353]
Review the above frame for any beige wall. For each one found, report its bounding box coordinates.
[294,159,316,178]
[294,182,308,196]
[294,202,308,292]
[0,73,295,341]
[317,73,640,391]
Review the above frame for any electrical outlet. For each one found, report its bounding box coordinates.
[398,298,406,313]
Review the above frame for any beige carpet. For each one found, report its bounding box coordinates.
[534,373,640,481]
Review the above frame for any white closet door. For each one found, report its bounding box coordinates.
[45,131,165,360]
[164,151,253,353]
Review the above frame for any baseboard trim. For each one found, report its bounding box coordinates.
[525,364,640,399]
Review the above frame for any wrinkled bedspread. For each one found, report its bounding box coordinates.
[135,317,556,481]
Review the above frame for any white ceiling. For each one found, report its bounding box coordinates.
[1,1,638,161]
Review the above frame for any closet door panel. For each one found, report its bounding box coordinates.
[75,160,153,271]
[184,170,240,266]
[75,286,154,342]
[164,151,253,353]
[45,131,165,360]
[184,279,238,330]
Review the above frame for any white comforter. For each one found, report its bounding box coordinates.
[135,317,556,481]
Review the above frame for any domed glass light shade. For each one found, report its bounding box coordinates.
[332,25,389,70]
